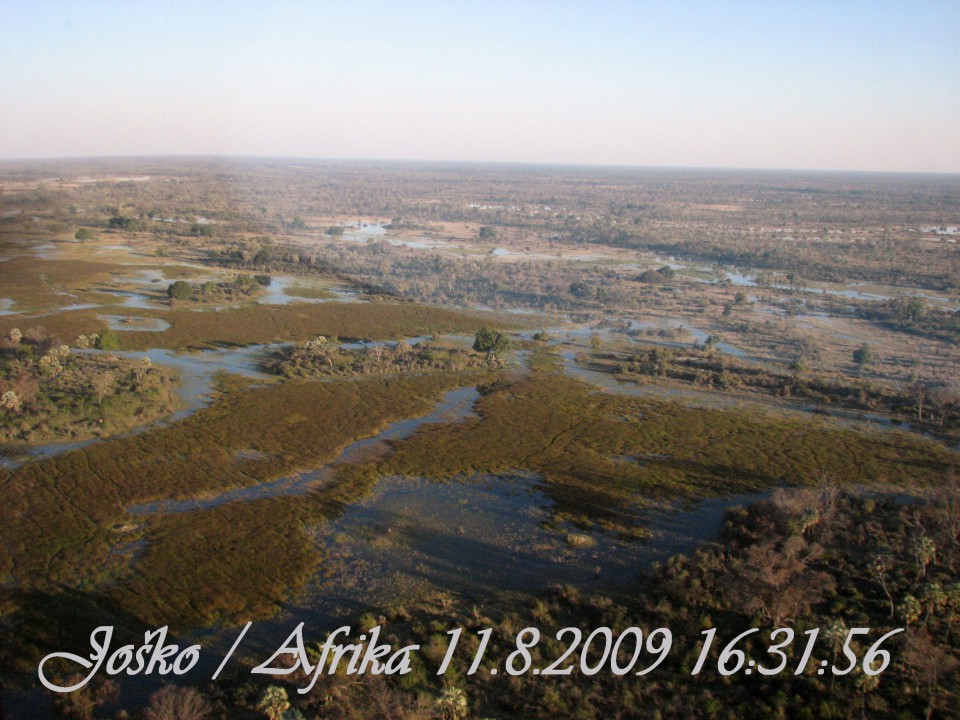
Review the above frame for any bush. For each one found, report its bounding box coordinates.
[144,685,212,720]
[96,329,121,351]
[853,344,874,368]
[167,281,194,300]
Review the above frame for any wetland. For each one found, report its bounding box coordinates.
[0,159,958,719]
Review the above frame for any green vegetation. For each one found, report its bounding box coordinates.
[166,274,267,303]
[2,159,960,719]
[92,328,121,351]
[116,302,516,351]
[636,267,674,284]
[283,284,337,300]
[0,256,123,311]
[859,298,960,342]
[3,356,953,642]
[189,222,216,237]
[357,358,958,532]
[0,370,488,627]
[0,328,176,447]
[264,337,491,378]
[166,280,193,300]
[0,312,107,349]
[472,327,511,361]
[108,215,143,231]
[613,345,960,432]
[854,343,875,371]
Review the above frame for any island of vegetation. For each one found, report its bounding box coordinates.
[1,326,178,450]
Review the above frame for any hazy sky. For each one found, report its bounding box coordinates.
[1,1,958,172]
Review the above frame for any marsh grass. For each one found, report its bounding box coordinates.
[0,370,488,627]
[364,354,959,531]
[1,347,957,640]
[0,308,108,346]
[0,299,516,354]
[158,264,210,280]
[116,302,518,350]
[0,256,125,311]
[283,284,337,299]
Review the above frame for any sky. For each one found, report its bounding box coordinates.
[1,1,958,173]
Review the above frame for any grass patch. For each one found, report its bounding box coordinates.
[112,496,324,626]
[158,264,210,279]
[0,309,107,346]
[283,284,337,300]
[116,301,519,350]
[0,257,124,311]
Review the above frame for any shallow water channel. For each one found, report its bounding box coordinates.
[192,473,768,662]
[128,385,481,515]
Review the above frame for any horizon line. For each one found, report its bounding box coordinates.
[0,153,958,178]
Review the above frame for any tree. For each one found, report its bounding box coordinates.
[167,281,194,301]
[436,685,468,720]
[894,297,927,324]
[478,226,497,240]
[1,390,21,413]
[908,375,933,422]
[108,215,142,230]
[913,535,937,579]
[853,344,874,371]
[637,269,665,283]
[257,685,290,720]
[569,281,593,298]
[327,225,345,236]
[95,329,121,351]
[89,370,116,406]
[75,228,95,242]
[721,535,832,625]
[870,553,896,619]
[190,223,215,237]
[473,327,511,360]
[903,630,959,720]
[930,381,960,427]
[144,685,213,720]
[52,674,117,720]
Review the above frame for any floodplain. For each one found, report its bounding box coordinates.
[0,159,958,719]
